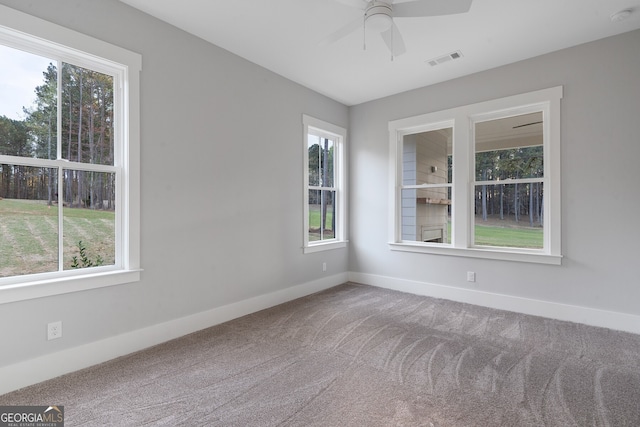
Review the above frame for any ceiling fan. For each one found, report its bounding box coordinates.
[323,0,473,59]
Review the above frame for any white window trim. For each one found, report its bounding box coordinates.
[0,5,141,304]
[388,87,562,265]
[303,115,347,254]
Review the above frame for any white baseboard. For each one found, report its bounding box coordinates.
[349,272,640,335]
[5,271,639,396]
[0,273,347,396]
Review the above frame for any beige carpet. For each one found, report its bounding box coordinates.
[3,283,640,426]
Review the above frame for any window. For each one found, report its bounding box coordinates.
[474,112,544,249]
[303,115,347,253]
[400,125,453,245]
[389,87,562,264]
[0,5,141,303]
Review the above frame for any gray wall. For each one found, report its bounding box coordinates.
[1,0,639,374]
[0,0,348,367]
[349,29,640,316]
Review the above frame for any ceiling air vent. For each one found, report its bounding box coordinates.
[426,50,463,67]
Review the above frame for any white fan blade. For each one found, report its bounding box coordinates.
[381,22,406,57]
[319,17,363,46]
[393,0,472,17]
[332,0,369,9]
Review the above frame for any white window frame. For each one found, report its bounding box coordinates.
[0,5,141,304]
[303,115,347,253]
[388,87,562,264]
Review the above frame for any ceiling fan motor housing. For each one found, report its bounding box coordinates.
[365,1,393,32]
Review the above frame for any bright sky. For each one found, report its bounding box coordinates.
[0,44,54,120]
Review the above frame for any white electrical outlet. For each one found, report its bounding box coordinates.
[322,262,327,272]
[467,271,476,282]
[47,321,62,340]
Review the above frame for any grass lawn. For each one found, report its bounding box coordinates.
[0,198,115,277]
[440,217,542,249]
[308,204,334,241]
[474,220,543,249]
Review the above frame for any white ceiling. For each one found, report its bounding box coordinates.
[119,0,640,106]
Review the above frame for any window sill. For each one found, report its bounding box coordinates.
[389,242,562,265]
[303,240,348,254]
[0,269,142,305]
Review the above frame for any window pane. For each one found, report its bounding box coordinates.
[308,135,335,188]
[475,112,543,181]
[401,127,452,244]
[308,134,320,186]
[308,189,335,242]
[62,169,115,269]
[61,63,114,166]
[321,138,334,188]
[474,183,543,249]
[0,45,57,159]
[403,128,452,186]
[401,187,451,243]
[0,164,58,277]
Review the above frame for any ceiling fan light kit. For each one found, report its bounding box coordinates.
[610,9,633,23]
[365,2,393,33]
[325,0,473,60]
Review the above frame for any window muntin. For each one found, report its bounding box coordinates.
[303,115,346,253]
[0,5,141,302]
[389,87,562,264]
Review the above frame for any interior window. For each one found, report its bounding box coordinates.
[401,127,452,244]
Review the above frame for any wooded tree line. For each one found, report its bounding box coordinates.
[0,62,115,209]
[475,146,544,227]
